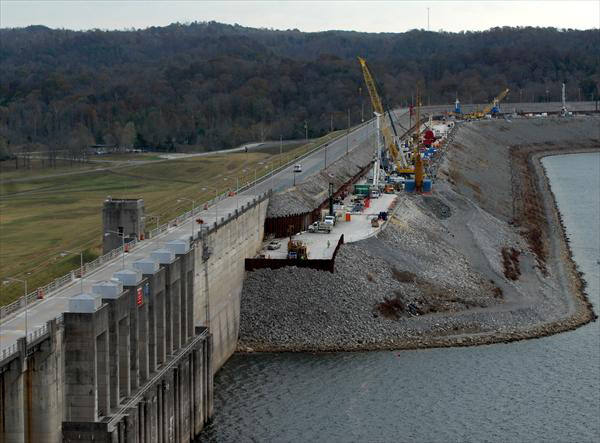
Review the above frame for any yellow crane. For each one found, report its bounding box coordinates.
[413,90,425,191]
[469,88,510,119]
[357,57,412,174]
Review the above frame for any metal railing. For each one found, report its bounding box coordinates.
[0,121,372,361]
[1,343,18,363]
[106,327,209,427]
[0,237,138,320]
[1,320,50,364]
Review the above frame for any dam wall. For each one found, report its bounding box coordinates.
[0,192,269,442]
[193,194,269,370]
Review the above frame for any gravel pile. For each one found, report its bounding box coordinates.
[419,195,452,219]
[239,195,504,352]
[238,117,598,352]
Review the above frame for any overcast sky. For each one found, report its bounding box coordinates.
[1,1,598,33]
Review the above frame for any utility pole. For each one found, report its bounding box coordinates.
[279,135,283,167]
[330,114,333,132]
[427,7,430,31]
[7,277,27,340]
[359,87,364,122]
[63,250,84,293]
[346,108,350,155]
[304,121,308,142]
[104,230,126,269]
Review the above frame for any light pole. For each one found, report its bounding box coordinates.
[347,108,350,155]
[177,197,196,239]
[304,120,308,142]
[223,176,238,211]
[104,229,126,270]
[256,161,267,188]
[7,277,27,340]
[145,214,160,234]
[63,249,84,293]
[359,87,364,122]
[202,186,218,225]
[279,136,283,167]
[242,168,248,189]
[147,214,160,230]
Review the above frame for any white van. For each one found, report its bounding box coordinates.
[293,164,302,173]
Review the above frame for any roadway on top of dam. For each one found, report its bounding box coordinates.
[0,116,383,355]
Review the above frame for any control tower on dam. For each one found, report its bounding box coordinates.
[0,192,270,442]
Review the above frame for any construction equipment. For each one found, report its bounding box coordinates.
[358,57,412,174]
[413,91,425,192]
[287,239,308,259]
[468,88,510,119]
[561,83,572,116]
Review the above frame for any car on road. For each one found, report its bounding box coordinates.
[267,240,281,250]
[293,164,302,173]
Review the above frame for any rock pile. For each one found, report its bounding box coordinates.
[267,139,376,217]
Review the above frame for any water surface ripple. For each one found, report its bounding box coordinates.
[199,152,600,443]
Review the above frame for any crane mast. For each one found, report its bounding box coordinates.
[358,57,411,173]
[413,90,424,191]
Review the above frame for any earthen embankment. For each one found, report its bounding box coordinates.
[239,116,599,352]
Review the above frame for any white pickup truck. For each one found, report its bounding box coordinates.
[323,215,337,225]
[308,221,332,233]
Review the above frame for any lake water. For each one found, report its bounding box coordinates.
[198,152,600,443]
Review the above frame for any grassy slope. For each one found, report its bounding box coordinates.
[0,131,343,305]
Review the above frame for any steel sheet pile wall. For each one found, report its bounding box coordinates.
[245,234,344,273]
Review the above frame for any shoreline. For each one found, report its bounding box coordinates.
[238,144,598,354]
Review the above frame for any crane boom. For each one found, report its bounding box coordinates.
[357,57,411,172]
[478,88,510,117]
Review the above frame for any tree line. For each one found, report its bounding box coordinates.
[0,22,598,162]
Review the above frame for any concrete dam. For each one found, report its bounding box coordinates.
[0,118,377,442]
[0,193,270,442]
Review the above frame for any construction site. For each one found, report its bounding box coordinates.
[238,61,599,352]
[1,54,599,442]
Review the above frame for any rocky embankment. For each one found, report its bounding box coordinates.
[239,116,599,352]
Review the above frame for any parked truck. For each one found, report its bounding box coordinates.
[308,221,332,233]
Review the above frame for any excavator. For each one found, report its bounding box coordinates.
[467,88,510,119]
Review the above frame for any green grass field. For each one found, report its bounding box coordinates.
[0,131,344,306]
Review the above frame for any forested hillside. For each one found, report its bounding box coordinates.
[0,22,598,156]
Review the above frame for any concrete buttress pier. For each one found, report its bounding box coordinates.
[0,192,269,442]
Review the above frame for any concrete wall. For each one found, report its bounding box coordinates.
[194,195,269,371]
[0,193,269,442]
[102,198,145,253]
